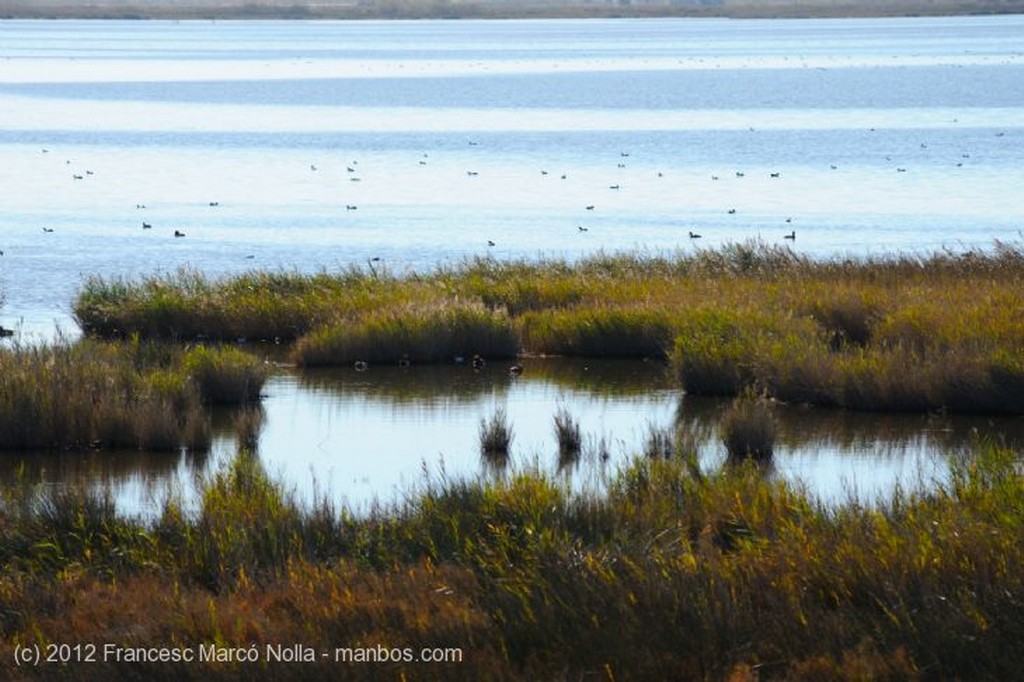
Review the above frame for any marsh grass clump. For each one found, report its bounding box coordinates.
[553,407,582,470]
[720,390,777,462]
[671,308,758,395]
[479,407,513,468]
[0,337,269,453]
[810,293,880,349]
[520,307,672,358]
[293,300,518,367]
[182,344,268,405]
[185,454,305,589]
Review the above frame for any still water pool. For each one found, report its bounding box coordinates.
[2,358,1021,517]
[1,16,1023,512]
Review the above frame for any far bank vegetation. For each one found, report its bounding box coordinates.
[74,242,1024,414]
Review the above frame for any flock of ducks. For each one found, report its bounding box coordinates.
[22,125,990,256]
[24,142,814,249]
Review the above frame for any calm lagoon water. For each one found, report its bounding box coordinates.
[1,16,1023,512]
[3,358,1022,516]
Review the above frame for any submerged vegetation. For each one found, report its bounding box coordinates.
[74,242,1024,413]
[2,444,1024,679]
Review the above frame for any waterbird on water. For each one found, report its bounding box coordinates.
[174,230,185,238]
[142,222,152,229]
[784,231,796,240]
[689,231,702,239]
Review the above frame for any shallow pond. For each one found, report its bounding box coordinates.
[3,357,1022,518]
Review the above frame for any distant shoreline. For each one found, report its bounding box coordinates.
[3,1,1024,21]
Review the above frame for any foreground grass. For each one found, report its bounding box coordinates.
[1,445,1022,680]
[0,337,268,452]
[75,243,1024,413]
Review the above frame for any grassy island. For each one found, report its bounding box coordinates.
[75,243,1024,414]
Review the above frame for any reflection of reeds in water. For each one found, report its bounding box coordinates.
[553,407,582,471]
[234,406,265,454]
[479,408,513,470]
[644,423,674,460]
[721,392,777,463]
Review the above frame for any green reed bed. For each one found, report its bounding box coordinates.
[74,243,1024,413]
[293,299,518,367]
[0,338,268,452]
[2,445,1024,680]
[75,266,404,342]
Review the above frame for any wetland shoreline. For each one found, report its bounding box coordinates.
[73,243,1024,415]
[4,247,1024,678]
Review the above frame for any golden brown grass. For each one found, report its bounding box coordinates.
[2,445,1023,680]
[0,337,268,452]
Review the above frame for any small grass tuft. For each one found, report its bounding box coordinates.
[479,407,513,469]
